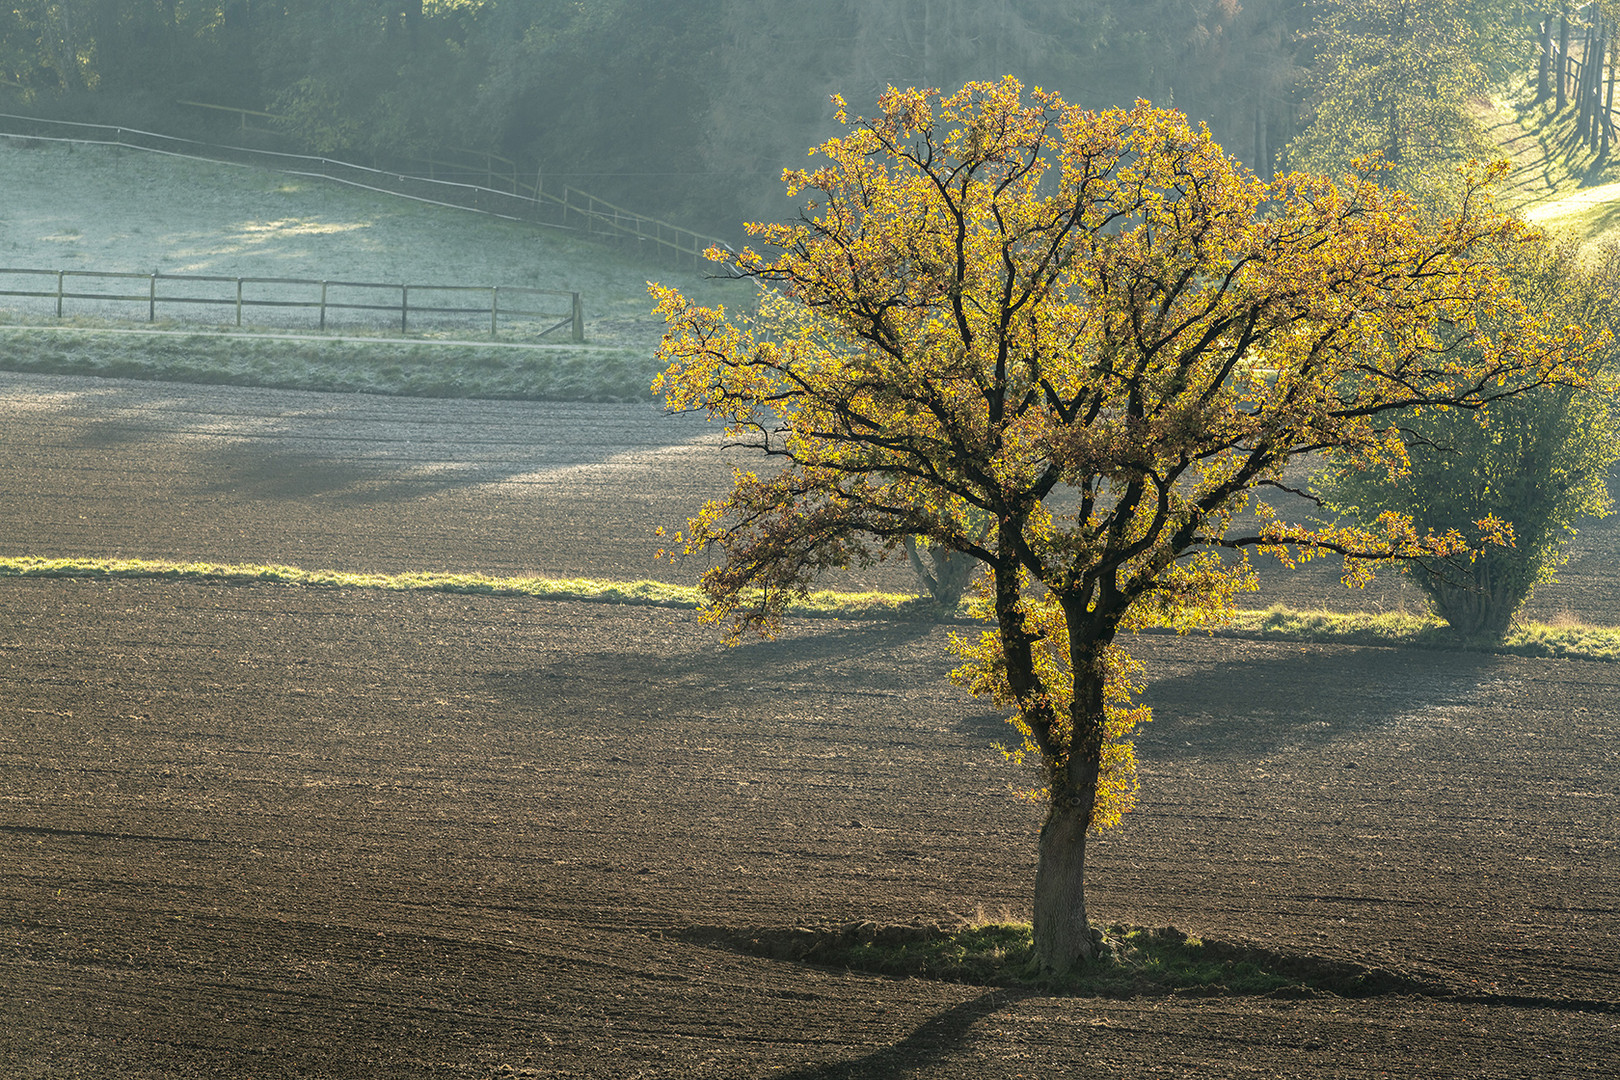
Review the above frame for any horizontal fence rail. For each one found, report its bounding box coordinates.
[0,267,584,342]
[0,111,742,275]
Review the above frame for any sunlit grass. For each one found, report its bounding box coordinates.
[1216,604,1620,661]
[0,557,929,620]
[3,556,1616,659]
[845,922,1303,994]
[1488,82,1620,247]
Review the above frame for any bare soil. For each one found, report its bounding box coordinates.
[2,373,1617,1078]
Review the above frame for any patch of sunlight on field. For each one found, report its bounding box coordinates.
[1525,180,1620,219]
[237,219,371,238]
[1523,182,1620,245]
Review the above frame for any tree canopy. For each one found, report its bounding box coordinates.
[1286,0,1503,199]
[653,78,1597,972]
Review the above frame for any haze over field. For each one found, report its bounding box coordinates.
[2,4,1619,1079]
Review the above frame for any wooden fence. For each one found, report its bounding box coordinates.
[3,106,742,274]
[0,267,584,342]
[1542,3,1619,155]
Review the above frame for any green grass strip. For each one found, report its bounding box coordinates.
[0,556,929,620]
[1216,604,1620,662]
[3,556,1616,660]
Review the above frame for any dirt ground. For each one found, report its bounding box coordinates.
[1,373,1617,1078]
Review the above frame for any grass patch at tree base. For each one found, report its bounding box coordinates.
[676,921,1442,999]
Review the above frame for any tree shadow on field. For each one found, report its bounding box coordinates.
[1135,643,1500,762]
[187,438,526,504]
[55,416,155,451]
[486,618,948,714]
[774,988,1034,1080]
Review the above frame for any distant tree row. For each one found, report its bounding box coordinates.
[0,1,1316,232]
[0,3,1575,232]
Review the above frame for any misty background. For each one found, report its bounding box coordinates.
[0,0,1365,238]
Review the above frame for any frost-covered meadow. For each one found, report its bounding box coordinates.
[0,139,744,345]
[0,139,750,398]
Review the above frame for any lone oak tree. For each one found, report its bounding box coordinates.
[651,78,1592,973]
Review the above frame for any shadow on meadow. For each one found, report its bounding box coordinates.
[1134,642,1502,762]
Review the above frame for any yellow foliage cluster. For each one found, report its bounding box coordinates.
[948,580,1150,828]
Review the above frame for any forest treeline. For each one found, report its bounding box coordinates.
[0,1,1559,234]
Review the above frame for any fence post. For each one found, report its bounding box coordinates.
[56,271,63,318]
[149,274,157,322]
[320,281,328,330]
[490,286,499,338]
[236,279,243,327]
[571,292,583,343]
[401,285,409,333]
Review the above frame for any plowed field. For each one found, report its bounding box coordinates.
[1,373,1616,1078]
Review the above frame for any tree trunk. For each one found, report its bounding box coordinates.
[1597,23,1610,155]
[1031,800,1098,972]
[1254,101,1268,176]
[1419,553,1524,642]
[1578,17,1594,140]
[1586,17,1604,146]
[902,536,977,608]
[1539,19,1553,103]
[1032,620,1108,974]
[1559,11,1572,111]
[1605,32,1616,161]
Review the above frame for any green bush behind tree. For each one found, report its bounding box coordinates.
[1317,241,1620,640]
[1283,1,1620,640]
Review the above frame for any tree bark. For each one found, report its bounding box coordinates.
[1031,799,1097,972]
[1539,19,1553,103]
[1577,16,1593,140]
[1032,618,1108,974]
[1254,101,1268,177]
[1597,22,1610,155]
[1559,10,1572,111]
[1605,31,1616,161]
[1585,16,1603,144]
[1420,554,1522,641]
